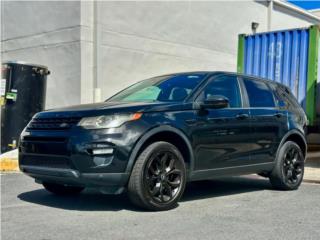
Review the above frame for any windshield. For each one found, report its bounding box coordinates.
[107,73,206,103]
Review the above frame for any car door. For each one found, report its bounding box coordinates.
[191,75,252,170]
[242,77,286,163]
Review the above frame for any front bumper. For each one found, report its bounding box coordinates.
[19,120,150,192]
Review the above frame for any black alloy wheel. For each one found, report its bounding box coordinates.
[282,146,303,185]
[144,151,183,204]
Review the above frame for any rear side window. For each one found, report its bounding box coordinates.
[283,88,301,108]
[243,79,275,108]
[273,85,301,110]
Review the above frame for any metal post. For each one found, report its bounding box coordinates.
[306,25,320,126]
[237,34,246,74]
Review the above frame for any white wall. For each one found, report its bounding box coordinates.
[83,1,319,102]
[1,1,319,108]
[1,1,81,108]
[92,1,268,99]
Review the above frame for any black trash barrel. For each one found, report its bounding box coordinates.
[1,62,50,153]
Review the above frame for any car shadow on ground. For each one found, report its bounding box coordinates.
[18,176,272,212]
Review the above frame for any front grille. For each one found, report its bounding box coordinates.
[20,155,70,168]
[27,117,81,130]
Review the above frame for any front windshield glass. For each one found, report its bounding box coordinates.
[107,73,206,102]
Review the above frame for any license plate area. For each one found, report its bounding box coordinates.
[20,137,69,156]
[20,155,71,169]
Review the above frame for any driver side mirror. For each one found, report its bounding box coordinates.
[200,95,229,109]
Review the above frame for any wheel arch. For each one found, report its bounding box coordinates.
[125,125,195,177]
[278,130,307,159]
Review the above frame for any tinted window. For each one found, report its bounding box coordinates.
[107,74,205,102]
[272,84,301,111]
[244,79,275,107]
[283,88,301,108]
[197,76,242,108]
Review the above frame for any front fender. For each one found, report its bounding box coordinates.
[124,125,195,178]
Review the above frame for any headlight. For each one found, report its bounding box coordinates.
[78,113,142,129]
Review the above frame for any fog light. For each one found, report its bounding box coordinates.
[92,148,114,155]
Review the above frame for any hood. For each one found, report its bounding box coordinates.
[35,101,191,118]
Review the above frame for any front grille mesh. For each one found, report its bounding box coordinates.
[27,117,81,130]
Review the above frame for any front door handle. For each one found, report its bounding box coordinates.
[236,113,249,120]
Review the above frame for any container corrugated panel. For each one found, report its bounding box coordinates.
[243,29,310,109]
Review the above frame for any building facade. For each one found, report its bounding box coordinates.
[1,1,320,109]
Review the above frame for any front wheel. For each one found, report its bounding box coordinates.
[128,141,186,211]
[43,182,84,195]
[269,141,304,190]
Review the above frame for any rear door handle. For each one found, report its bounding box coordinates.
[236,113,249,120]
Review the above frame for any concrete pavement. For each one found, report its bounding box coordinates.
[1,173,320,240]
[2,149,319,183]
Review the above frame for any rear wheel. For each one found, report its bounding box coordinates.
[128,141,186,211]
[43,182,84,195]
[269,141,304,190]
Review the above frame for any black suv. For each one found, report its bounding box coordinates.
[19,72,307,211]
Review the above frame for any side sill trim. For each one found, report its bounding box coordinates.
[190,162,274,181]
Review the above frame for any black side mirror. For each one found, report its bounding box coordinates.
[200,95,229,109]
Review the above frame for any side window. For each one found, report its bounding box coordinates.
[275,86,301,111]
[272,86,291,108]
[284,88,301,108]
[243,78,275,108]
[197,76,242,108]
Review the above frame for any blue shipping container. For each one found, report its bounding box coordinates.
[237,26,319,127]
[244,29,309,107]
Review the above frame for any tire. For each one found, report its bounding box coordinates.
[128,141,187,211]
[269,141,304,190]
[43,182,84,195]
